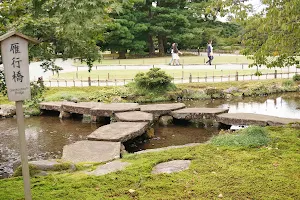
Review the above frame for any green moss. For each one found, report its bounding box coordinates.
[13,164,40,177]
[1,127,299,199]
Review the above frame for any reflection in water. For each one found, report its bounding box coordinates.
[0,116,103,177]
[125,124,219,152]
[183,94,300,119]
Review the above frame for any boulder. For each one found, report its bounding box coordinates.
[159,115,173,126]
[0,105,16,118]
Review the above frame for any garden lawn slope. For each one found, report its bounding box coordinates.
[0,127,299,199]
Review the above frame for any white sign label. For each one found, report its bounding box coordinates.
[1,36,31,101]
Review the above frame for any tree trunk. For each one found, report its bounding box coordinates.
[148,35,155,57]
[158,35,165,56]
[163,36,168,54]
[118,51,126,59]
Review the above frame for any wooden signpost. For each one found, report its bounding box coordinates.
[0,31,39,200]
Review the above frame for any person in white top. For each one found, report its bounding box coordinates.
[206,40,214,65]
[172,43,182,66]
[169,43,175,65]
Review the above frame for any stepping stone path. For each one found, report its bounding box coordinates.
[152,160,191,174]
[88,122,149,142]
[140,103,186,118]
[86,160,131,176]
[172,108,229,120]
[115,111,153,122]
[216,113,300,126]
[62,141,121,163]
[39,101,300,166]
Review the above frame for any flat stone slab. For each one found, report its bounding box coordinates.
[88,122,149,142]
[62,141,121,163]
[29,160,60,171]
[90,103,140,117]
[216,113,300,126]
[62,102,101,115]
[172,108,229,120]
[29,160,75,171]
[86,160,131,176]
[152,160,191,174]
[140,103,186,118]
[115,111,153,122]
[39,102,63,111]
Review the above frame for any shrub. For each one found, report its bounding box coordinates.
[282,79,294,87]
[211,126,270,148]
[133,68,175,93]
[293,74,300,81]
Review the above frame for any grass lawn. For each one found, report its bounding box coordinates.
[74,55,252,66]
[0,126,299,199]
[51,69,274,80]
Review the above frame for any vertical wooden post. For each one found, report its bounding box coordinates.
[16,101,32,200]
[189,73,192,83]
[235,71,238,81]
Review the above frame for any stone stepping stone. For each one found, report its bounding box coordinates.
[86,160,131,176]
[39,102,63,111]
[152,160,191,174]
[216,113,300,126]
[90,103,140,117]
[172,108,229,120]
[62,102,101,115]
[29,160,75,171]
[62,141,121,163]
[140,103,186,118]
[115,111,153,122]
[88,122,149,142]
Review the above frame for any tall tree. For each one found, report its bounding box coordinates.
[241,0,300,68]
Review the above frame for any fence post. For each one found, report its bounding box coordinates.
[189,73,192,83]
[88,77,91,86]
[65,80,67,87]
[221,70,223,82]
[98,75,100,86]
[73,80,75,87]
[108,73,110,80]
[205,72,207,82]
[213,71,215,82]
[288,67,290,78]
[235,71,238,81]
[215,65,216,70]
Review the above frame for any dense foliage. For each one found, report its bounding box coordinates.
[133,67,174,92]
[242,0,300,68]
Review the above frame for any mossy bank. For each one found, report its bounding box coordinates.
[0,126,299,199]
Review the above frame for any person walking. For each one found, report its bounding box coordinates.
[206,40,214,65]
[169,43,175,65]
[173,43,182,66]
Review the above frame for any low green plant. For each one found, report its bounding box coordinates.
[211,126,270,148]
[282,79,294,87]
[133,68,175,93]
[293,74,300,81]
